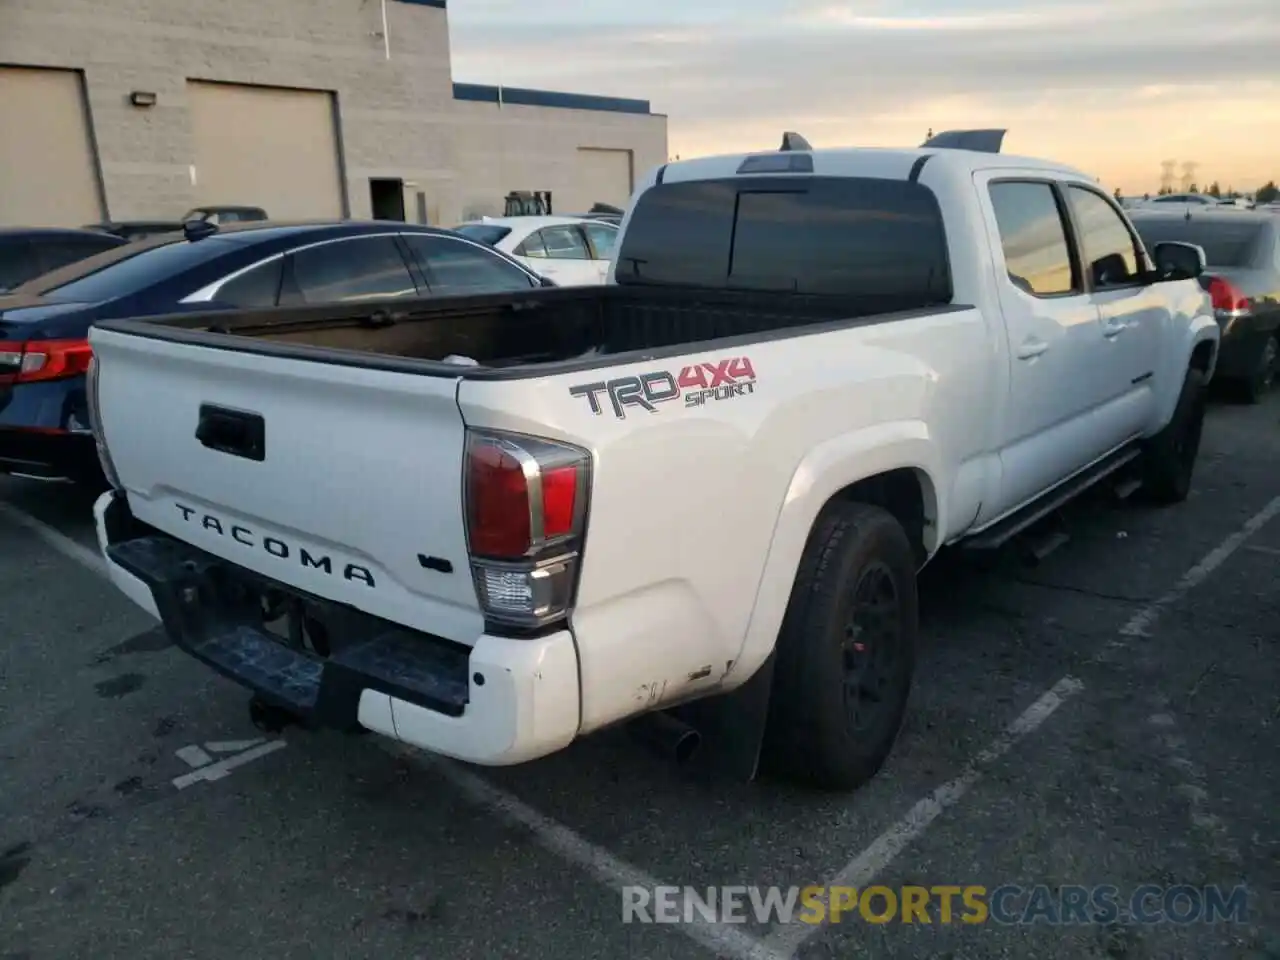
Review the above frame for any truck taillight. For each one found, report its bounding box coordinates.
[0,338,93,386]
[85,356,123,490]
[464,429,591,629]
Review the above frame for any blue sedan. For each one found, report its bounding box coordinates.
[0,219,550,484]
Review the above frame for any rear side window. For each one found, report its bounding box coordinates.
[538,226,590,260]
[614,176,952,305]
[515,233,548,258]
[1131,219,1265,268]
[402,235,537,296]
[284,236,417,304]
[216,258,284,308]
[988,182,1078,296]
[583,222,618,259]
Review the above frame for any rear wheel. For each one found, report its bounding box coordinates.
[1141,366,1207,505]
[762,502,918,791]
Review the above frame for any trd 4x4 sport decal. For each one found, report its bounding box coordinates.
[568,356,757,419]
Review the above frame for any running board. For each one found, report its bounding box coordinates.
[961,445,1143,551]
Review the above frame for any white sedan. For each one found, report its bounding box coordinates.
[450,215,618,286]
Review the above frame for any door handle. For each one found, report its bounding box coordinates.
[1102,317,1127,338]
[1016,338,1049,360]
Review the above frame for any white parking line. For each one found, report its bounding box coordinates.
[384,743,788,960]
[9,490,1278,959]
[1116,493,1280,639]
[0,501,107,577]
[172,740,288,790]
[763,676,1084,958]
[770,492,1280,957]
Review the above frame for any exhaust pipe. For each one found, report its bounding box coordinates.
[629,710,702,765]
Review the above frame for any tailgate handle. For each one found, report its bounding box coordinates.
[196,404,265,462]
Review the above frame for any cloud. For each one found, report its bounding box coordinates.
[446,0,1280,191]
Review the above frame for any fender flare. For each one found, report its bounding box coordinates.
[722,420,943,688]
[1155,314,1219,429]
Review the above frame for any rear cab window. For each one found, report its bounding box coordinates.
[613,176,952,308]
[20,237,236,302]
[1131,219,1265,268]
[453,224,513,246]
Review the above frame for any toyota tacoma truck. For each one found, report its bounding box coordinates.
[87,130,1220,791]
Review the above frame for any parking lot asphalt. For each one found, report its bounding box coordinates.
[2,392,1278,960]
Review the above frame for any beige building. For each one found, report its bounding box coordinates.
[0,0,668,229]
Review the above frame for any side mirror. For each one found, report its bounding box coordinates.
[1152,241,1206,281]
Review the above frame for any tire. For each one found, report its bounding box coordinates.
[1241,334,1278,404]
[1141,366,1207,505]
[761,502,918,791]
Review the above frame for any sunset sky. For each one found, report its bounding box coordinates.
[446,0,1279,196]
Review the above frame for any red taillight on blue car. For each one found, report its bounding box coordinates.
[0,338,93,386]
[464,428,591,629]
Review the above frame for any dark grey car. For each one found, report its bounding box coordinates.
[0,227,128,293]
[1131,210,1280,402]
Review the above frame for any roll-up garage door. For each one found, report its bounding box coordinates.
[0,66,104,227]
[575,148,633,210]
[187,81,344,219]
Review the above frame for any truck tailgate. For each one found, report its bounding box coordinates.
[89,327,484,644]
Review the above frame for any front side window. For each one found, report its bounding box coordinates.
[402,235,537,296]
[1067,187,1142,288]
[988,181,1078,296]
[286,236,417,304]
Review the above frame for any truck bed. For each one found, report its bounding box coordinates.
[94,285,950,377]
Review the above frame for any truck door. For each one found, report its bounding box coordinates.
[976,175,1109,516]
[1060,184,1163,440]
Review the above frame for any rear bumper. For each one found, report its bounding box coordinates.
[0,427,99,482]
[0,376,97,481]
[93,491,581,766]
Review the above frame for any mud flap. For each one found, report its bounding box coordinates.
[671,653,776,782]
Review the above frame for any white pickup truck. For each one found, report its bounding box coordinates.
[87,130,1220,792]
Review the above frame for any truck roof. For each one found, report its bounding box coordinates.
[657,145,1088,186]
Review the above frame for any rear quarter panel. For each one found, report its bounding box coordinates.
[458,306,994,732]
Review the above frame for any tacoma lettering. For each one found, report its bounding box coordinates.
[174,503,375,587]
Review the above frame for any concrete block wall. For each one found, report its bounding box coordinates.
[448,101,668,223]
[0,0,666,225]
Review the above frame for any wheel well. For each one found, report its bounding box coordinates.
[1190,340,1214,374]
[829,468,933,567]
